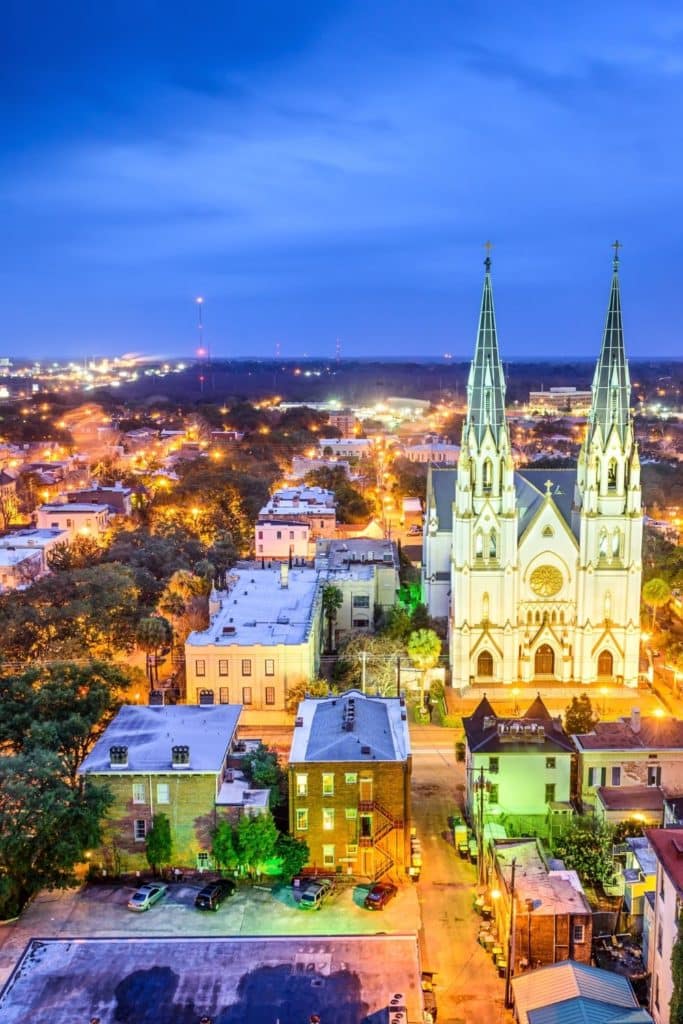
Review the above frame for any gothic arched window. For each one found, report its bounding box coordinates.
[489,531,497,559]
[612,530,621,558]
[475,533,483,560]
[483,459,493,493]
[608,458,618,489]
[598,530,608,559]
[482,592,490,622]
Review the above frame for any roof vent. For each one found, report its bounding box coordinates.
[631,708,641,734]
[401,710,407,720]
[149,690,164,706]
[109,745,128,768]
[295,716,304,727]
[199,689,214,706]
[361,745,371,756]
[172,745,190,768]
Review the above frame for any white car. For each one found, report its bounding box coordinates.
[127,882,168,912]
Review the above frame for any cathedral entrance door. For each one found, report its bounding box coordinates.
[534,644,555,676]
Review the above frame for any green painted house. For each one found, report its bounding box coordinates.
[463,695,575,840]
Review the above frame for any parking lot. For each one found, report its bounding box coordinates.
[0,877,420,989]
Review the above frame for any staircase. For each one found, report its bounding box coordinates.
[357,799,403,881]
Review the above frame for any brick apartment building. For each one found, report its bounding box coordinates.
[79,704,268,873]
[288,690,412,881]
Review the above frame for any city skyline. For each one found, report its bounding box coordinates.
[3,2,683,359]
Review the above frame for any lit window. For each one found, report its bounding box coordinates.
[132,783,145,804]
[322,773,334,796]
[296,774,308,797]
[133,819,146,841]
[345,773,358,785]
[156,783,170,804]
[345,808,357,820]
[295,808,308,831]
[322,808,335,831]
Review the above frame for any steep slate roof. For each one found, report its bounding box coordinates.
[463,697,574,754]
[512,961,647,1024]
[464,256,508,447]
[574,717,683,751]
[524,694,553,720]
[588,249,631,447]
[428,466,457,532]
[516,469,578,540]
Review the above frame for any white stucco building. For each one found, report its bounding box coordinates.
[423,250,642,688]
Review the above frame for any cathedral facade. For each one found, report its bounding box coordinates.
[422,251,643,688]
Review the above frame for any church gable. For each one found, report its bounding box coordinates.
[518,489,578,558]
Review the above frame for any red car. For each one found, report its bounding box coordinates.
[364,883,398,910]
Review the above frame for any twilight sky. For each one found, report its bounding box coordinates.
[2,1,683,360]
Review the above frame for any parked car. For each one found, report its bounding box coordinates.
[298,878,333,910]
[364,882,398,910]
[194,879,236,911]
[127,882,168,912]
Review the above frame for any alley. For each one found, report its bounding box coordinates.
[411,725,512,1024]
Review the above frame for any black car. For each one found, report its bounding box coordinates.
[364,882,398,910]
[194,879,236,911]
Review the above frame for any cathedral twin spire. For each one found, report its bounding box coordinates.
[463,243,633,458]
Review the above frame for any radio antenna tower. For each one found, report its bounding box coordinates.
[196,296,208,394]
[275,339,281,359]
[335,336,341,363]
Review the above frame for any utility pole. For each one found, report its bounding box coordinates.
[396,654,401,696]
[361,650,367,694]
[477,765,486,885]
[505,856,517,1008]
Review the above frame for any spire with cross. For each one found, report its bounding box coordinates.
[588,242,631,446]
[463,242,508,448]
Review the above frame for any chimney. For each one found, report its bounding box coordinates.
[109,745,128,768]
[280,563,289,589]
[172,745,190,768]
[630,708,641,734]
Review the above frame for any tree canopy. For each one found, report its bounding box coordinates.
[564,694,598,735]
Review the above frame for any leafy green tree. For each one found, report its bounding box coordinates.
[334,633,405,696]
[235,812,279,877]
[284,678,332,714]
[241,743,285,808]
[382,605,413,642]
[670,915,683,1024]
[207,531,237,577]
[564,694,598,735]
[643,577,671,629]
[552,816,615,885]
[0,749,112,918]
[46,536,103,572]
[304,466,371,524]
[407,628,441,705]
[136,616,172,684]
[145,813,173,874]
[211,820,238,872]
[275,833,309,880]
[0,660,131,786]
[322,584,343,653]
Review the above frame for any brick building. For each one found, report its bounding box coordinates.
[79,704,268,873]
[288,690,411,881]
[490,838,593,973]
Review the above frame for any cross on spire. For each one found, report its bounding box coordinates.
[484,239,493,271]
[612,239,622,270]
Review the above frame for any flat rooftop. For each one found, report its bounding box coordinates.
[494,839,592,916]
[0,935,421,1024]
[290,689,411,763]
[315,537,399,571]
[38,502,109,513]
[187,566,321,649]
[0,547,40,567]
[0,528,66,547]
[79,704,241,775]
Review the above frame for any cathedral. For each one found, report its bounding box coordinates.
[422,249,643,688]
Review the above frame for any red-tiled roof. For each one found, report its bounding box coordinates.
[574,717,683,751]
[596,786,664,813]
[645,828,683,893]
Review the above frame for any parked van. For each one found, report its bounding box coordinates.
[298,879,333,910]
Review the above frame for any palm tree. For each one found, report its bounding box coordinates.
[322,584,343,653]
[137,616,172,684]
[642,577,671,630]
[407,628,442,709]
